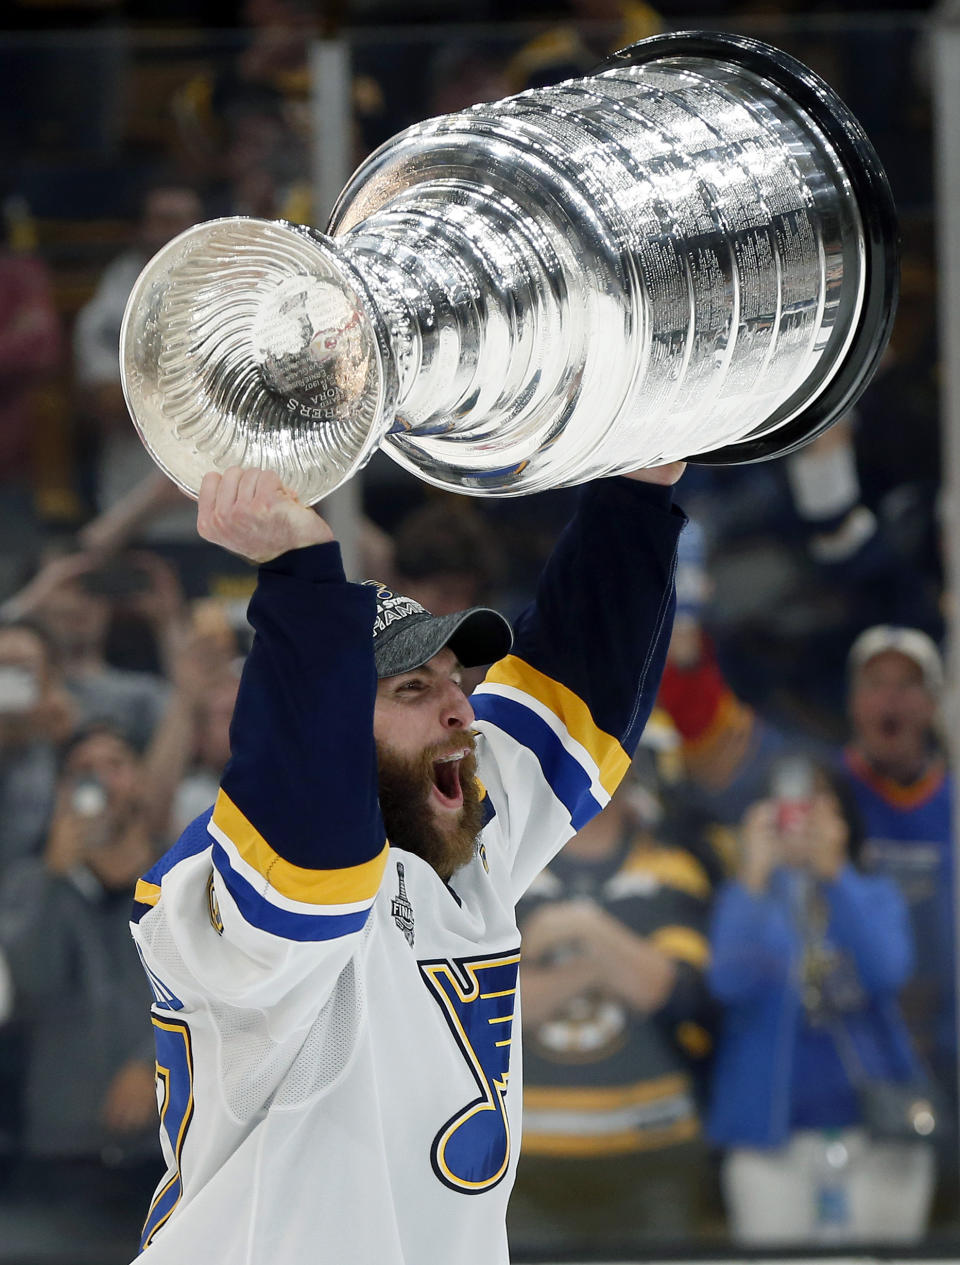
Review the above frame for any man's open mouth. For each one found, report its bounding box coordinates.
[878,714,904,739]
[431,748,469,809]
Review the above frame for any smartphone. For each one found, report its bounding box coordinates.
[0,666,39,715]
[70,775,109,818]
[771,756,814,834]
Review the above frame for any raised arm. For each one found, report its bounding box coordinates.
[183,469,387,944]
[471,465,685,894]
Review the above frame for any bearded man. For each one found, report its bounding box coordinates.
[130,462,684,1265]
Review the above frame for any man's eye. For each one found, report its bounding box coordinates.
[399,680,424,692]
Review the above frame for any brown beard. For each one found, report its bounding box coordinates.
[376,737,484,881]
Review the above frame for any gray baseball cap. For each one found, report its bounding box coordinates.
[848,624,944,695]
[363,581,514,680]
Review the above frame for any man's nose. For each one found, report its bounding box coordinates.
[441,683,475,730]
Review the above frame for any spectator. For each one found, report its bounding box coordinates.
[656,519,828,879]
[0,620,75,871]
[142,605,242,843]
[77,469,192,557]
[659,581,957,1161]
[391,497,503,617]
[707,759,933,1245]
[215,84,311,222]
[4,551,171,752]
[509,753,713,1252]
[174,0,320,221]
[387,497,506,694]
[779,417,941,722]
[0,724,160,1254]
[0,619,75,1193]
[678,416,940,734]
[169,671,240,835]
[0,191,63,595]
[842,626,954,1090]
[427,42,512,116]
[504,0,663,95]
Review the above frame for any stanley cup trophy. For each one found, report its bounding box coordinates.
[120,31,898,504]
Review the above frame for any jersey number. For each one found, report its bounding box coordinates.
[420,951,520,1194]
[140,1016,195,1252]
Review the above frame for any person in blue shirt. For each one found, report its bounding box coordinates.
[707,758,934,1246]
[842,626,954,1091]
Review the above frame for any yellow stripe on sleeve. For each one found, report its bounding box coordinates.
[483,655,630,795]
[135,879,161,907]
[212,789,389,906]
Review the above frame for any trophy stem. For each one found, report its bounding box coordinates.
[338,185,570,450]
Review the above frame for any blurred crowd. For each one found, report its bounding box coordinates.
[0,0,952,1260]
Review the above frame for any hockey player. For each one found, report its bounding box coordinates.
[130,462,684,1263]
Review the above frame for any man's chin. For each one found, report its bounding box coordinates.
[378,787,478,882]
[377,742,483,881]
[429,810,476,877]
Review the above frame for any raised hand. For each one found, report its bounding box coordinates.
[101,1059,160,1133]
[805,792,849,883]
[197,468,335,564]
[738,799,782,894]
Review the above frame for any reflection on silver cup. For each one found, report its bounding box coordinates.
[120,31,897,503]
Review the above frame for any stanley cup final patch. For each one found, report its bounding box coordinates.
[391,861,415,947]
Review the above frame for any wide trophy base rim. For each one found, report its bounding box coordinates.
[605,30,899,466]
[119,217,392,506]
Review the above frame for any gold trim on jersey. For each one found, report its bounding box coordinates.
[135,879,161,907]
[142,1016,195,1248]
[484,655,629,794]
[212,789,388,904]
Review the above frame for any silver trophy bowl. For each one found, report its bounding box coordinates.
[120,31,898,503]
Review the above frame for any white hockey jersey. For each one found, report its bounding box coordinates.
[130,479,683,1264]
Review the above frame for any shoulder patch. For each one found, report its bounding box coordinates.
[207,871,224,935]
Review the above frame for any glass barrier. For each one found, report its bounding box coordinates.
[0,12,947,1263]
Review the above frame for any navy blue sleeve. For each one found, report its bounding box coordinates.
[517,477,684,751]
[216,541,384,875]
[474,477,685,823]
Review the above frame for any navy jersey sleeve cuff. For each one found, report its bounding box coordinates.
[260,540,346,584]
[607,475,678,514]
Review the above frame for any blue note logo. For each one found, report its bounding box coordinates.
[419,950,520,1194]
